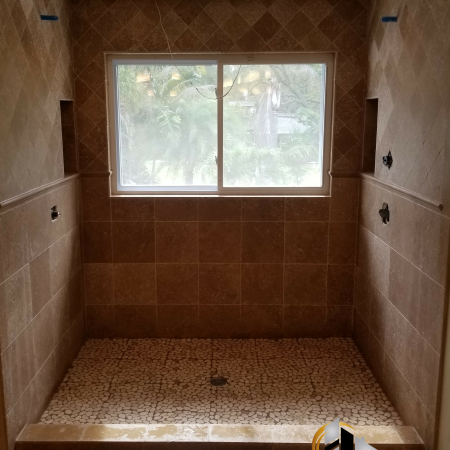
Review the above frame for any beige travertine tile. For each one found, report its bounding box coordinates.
[209,425,272,442]
[18,424,85,441]
[146,424,208,441]
[83,425,147,441]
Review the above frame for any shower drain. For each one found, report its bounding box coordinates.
[210,375,227,386]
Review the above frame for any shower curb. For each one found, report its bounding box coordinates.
[16,423,424,449]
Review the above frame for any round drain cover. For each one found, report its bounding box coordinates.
[210,376,227,386]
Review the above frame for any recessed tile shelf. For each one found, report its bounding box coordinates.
[16,423,423,449]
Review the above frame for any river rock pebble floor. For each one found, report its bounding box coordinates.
[40,338,402,427]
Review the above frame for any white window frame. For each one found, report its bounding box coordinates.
[106,52,335,196]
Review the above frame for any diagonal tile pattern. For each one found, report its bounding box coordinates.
[367,0,450,203]
[0,0,74,202]
[40,338,402,426]
[71,0,368,174]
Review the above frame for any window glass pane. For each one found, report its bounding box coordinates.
[116,63,217,188]
[223,64,325,188]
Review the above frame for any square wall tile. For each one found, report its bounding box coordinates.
[241,264,283,305]
[86,305,115,338]
[155,222,198,263]
[241,305,283,338]
[83,222,112,263]
[114,305,157,338]
[285,222,328,263]
[84,263,113,305]
[157,305,199,338]
[156,264,198,304]
[199,222,241,263]
[284,264,327,305]
[111,198,155,222]
[155,198,198,221]
[113,263,156,304]
[328,222,357,264]
[242,222,284,263]
[199,264,240,304]
[199,305,242,338]
[112,222,155,263]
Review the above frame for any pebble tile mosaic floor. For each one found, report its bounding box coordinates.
[40,338,402,427]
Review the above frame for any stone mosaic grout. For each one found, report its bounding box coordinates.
[40,338,402,427]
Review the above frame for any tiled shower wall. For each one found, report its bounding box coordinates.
[354,1,450,449]
[0,0,74,202]
[0,0,84,449]
[0,180,84,450]
[72,0,368,338]
[81,186,359,338]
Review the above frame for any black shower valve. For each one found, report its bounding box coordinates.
[382,151,393,169]
[379,203,389,225]
[51,206,61,221]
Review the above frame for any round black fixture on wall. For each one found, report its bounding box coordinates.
[382,151,393,169]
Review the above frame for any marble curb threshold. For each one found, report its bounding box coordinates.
[16,424,423,449]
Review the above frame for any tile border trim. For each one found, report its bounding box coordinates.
[0,173,80,213]
[360,172,444,212]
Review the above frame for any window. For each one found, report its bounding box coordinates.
[106,53,334,195]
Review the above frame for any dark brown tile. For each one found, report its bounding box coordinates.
[82,222,112,263]
[285,222,328,263]
[241,305,283,338]
[327,305,353,337]
[242,222,284,263]
[155,222,198,263]
[84,263,113,305]
[30,249,51,317]
[328,222,357,264]
[199,222,241,263]
[113,264,156,305]
[157,305,199,338]
[199,305,242,338]
[112,222,155,263]
[198,197,241,221]
[283,305,327,338]
[156,264,198,304]
[86,305,115,338]
[327,265,354,305]
[155,198,198,221]
[242,198,284,221]
[114,305,157,338]
[241,264,283,305]
[111,198,155,221]
[284,264,327,305]
[285,197,329,221]
[81,178,111,222]
[199,264,240,304]
[330,178,360,221]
